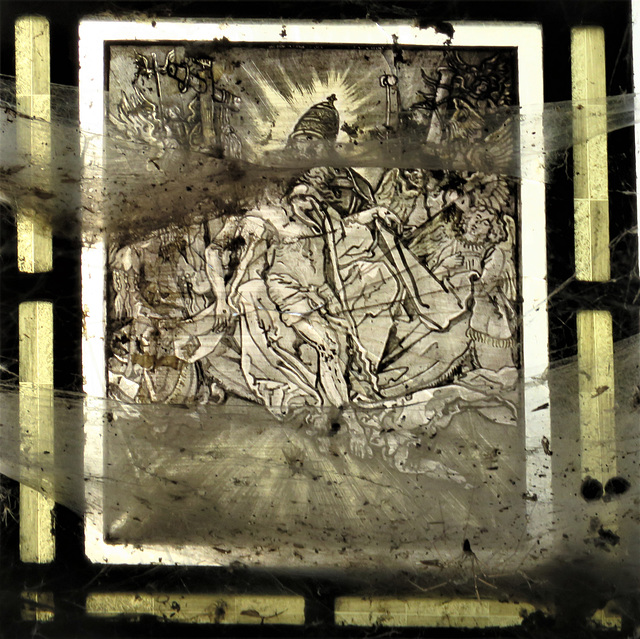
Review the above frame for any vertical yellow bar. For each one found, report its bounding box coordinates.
[19,302,55,563]
[15,15,52,273]
[571,27,616,485]
[572,26,610,282]
[15,16,55,565]
[576,310,616,478]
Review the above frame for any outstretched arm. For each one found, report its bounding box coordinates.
[187,218,238,330]
[344,205,403,234]
[226,216,269,306]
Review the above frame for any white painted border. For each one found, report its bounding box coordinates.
[634,2,640,282]
[80,19,549,565]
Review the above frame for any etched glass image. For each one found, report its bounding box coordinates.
[103,42,526,556]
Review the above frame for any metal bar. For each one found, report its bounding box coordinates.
[335,597,540,628]
[18,301,55,563]
[576,310,616,480]
[15,15,52,274]
[336,597,620,630]
[572,26,610,282]
[571,27,616,488]
[15,16,55,565]
[86,593,305,625]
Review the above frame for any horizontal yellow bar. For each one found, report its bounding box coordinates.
[86,593,305,625]
[335,597,539,628]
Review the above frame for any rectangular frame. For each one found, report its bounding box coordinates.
[79,18,549,566]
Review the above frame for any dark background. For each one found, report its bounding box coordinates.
[0,1,637,637]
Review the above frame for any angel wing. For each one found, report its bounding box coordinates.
[375,168,402,206]
[443,50,478,77]
[464,115,517,176]
[444,51,512,107]
[477,53,513,106]
[463,172,512,213]
[407,205,458,266]
[446,97,486,141]
[375,168,427,224]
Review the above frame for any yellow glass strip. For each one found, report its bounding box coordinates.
[15,15,52,273]
[335,598,539,628]
[21,591,55,622]
[86,593,305,625]
[16,210,53,274]
[15,15,55,565]
[577,310,616,479]
[572,26,610,281]
[571,26,617,493]
[19,301,55,563]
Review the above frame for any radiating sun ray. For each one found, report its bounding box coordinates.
[239,58,381,153]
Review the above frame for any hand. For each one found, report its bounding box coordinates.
[349,206,401,234]
[227,288,242,316]
[213,299,233,332]
[439,254,465,272]
[372,206,403,234]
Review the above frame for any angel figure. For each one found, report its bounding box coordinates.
[412,182,517,370]
[377,174,517,400]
